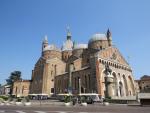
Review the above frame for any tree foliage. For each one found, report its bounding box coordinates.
[6,71,22,85]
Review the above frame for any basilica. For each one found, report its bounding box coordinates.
[29,28,136,98]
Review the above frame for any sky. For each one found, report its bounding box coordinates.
[0,0,150,84]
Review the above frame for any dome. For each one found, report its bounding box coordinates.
[73,44,88,50]
[62,39,73,51]
[43,44,60,51]
[88,33,107,44]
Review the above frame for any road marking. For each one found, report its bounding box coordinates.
[16,111,26,113]
[59,111,67,113]
[79,112,109,113]
[34,111,47,113]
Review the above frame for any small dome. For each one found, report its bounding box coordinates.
[89,33,107,44]
[74,44,88,50]
[43,44,60,51]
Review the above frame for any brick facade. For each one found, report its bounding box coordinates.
[29,29,136,98]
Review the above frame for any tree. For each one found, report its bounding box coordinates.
[6,71,22,94]
[6,71,22,85]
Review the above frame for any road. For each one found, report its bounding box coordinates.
[0,104,150,113]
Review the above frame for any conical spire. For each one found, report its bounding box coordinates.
[106,28,112,46]
[107,28,111,38]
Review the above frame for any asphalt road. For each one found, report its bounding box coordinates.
[0,104,150,113]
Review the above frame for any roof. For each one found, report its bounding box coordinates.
[141,75,150,80]
[73,44,88,50]
[88,33,107,44]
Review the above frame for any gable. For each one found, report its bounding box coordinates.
[98,47,129,66]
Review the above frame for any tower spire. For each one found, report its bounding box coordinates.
[107,28,111,38]
[106,28,112,46]
[66,26,71,40]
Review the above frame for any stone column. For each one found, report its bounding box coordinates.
[68,63,74,94]
[105,74,114,98]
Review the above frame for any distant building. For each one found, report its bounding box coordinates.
[12,80,31,97]
[30,28,136,98]
[0,84,11,95]
[136,75,150,93]
[0,85,4,95]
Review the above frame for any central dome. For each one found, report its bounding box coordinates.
[88,33,107,44]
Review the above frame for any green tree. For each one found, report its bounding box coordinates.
[6,71,22,94]
[6,71,22,85]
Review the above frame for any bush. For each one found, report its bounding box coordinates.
[0,95,9,101]
[25,96,30,102]
[16,98,22,102]
[103,97,111,102]
[8,97,13,101]
[81,96,86,103]
[0,98,4,102]
[64,96,71,103]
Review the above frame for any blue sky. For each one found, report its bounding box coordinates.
[0,0,150,84]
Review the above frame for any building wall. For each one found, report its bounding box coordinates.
[137,75,150,92]
[62,50,72,62]
[42,50,62,59]
[13,80,30,97]
[96,47,136,97]
[55,67,94,94]
[30,31,136,99]
[30,58,45,94]
[43,58,66,95]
